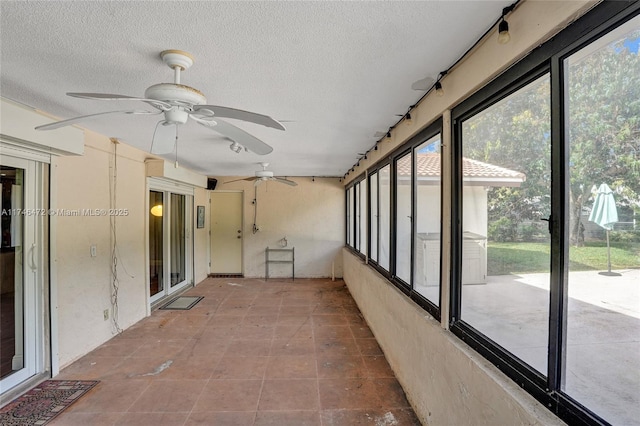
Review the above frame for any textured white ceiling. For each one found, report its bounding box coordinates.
[0,1,512,177]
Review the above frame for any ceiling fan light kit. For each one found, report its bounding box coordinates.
[35,49,284,157]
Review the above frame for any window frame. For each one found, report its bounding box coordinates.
[367,159,392,278]
[364,119,444,319]
[345,175,367,260]
[449,3,640,425]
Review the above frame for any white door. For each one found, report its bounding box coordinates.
[0,156,42,394]
[210,192,243,274]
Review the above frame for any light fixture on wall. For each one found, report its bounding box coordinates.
[498,4,515,44]
[405,112,412,126]
[498,19,510,44]
[386,131,391,139]
[434,81,444,97]
[229,141,243,153]
[150,204,163,217]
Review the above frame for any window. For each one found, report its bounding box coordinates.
[563,14,640,424]
[378,164,391,271]
[414,134,442,306]
[450,4,640,425]
[346,186,353,247]
[395,151,412,284]
[354,182,361,252]
[459,74,551,374]
[369,172,378,262]
[359,178,368,256]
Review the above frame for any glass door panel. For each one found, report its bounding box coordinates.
[1,166,25,381]
[170,193,186,288]
[0,156,39,394]
[460,74,551,374]
[564,15,640,425]
[149,191,164,298]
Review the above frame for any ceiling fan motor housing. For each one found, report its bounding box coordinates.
[256,170,274,178]
[145,83,207,124]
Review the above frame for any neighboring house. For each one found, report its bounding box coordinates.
[393,153,525,286]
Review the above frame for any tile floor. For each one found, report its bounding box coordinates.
[51,278,422,425]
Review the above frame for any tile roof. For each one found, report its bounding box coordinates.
[396,153,526,186]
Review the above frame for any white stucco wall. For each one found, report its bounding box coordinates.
[53,132,211,368]
[211,177,344,279]
[193,186,210,284]
[53,132,149,367]
[343,250,565,426]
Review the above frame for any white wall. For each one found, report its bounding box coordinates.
[343,250,564,426]
[53,133,210,368]
[212,177,344,279]
[53,132,148,367]
[193,187,210,284]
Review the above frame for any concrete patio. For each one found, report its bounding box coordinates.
[462,268,640,426]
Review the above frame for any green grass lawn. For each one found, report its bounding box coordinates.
[487,241,640,275]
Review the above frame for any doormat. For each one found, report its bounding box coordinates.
[160,296,203,310]
[209,273,243,278]
[0,380,99,425]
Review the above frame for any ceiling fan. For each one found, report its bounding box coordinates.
[35,50,285,155]
[226,162,297,187]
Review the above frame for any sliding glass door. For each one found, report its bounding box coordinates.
[148,184,193,304]
[0,156,42,394]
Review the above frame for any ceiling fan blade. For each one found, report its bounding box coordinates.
[35,109,156,131]
[225,177,257,184]
[273,177,298,186]
[203,119,273,155]
[150,121,177,154]
[67,92,171,110]
[193,105,285,131]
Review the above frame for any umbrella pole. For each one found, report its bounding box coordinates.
[606,230,612,273]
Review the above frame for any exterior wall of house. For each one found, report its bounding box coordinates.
[53,131,150,366]
[49,129,210,368]
[211,177,344,279]
[343,249,564,426]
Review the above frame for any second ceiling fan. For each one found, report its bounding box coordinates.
[226,163,297,187]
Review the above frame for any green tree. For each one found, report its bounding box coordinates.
[568,31,640,245]
[463,76,551,241]
[463,29,640,245]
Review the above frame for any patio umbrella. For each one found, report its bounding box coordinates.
[588,183,620,276]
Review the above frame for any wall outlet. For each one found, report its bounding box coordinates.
[90,245,97,257]
[103,309,109,321]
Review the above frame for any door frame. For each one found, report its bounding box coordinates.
[146,178,195,307]
[0,152,47,397]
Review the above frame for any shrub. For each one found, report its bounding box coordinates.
[489,217,517,242]
[609,229,640,243]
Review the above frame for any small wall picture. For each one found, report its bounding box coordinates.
[197,205,205,228]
